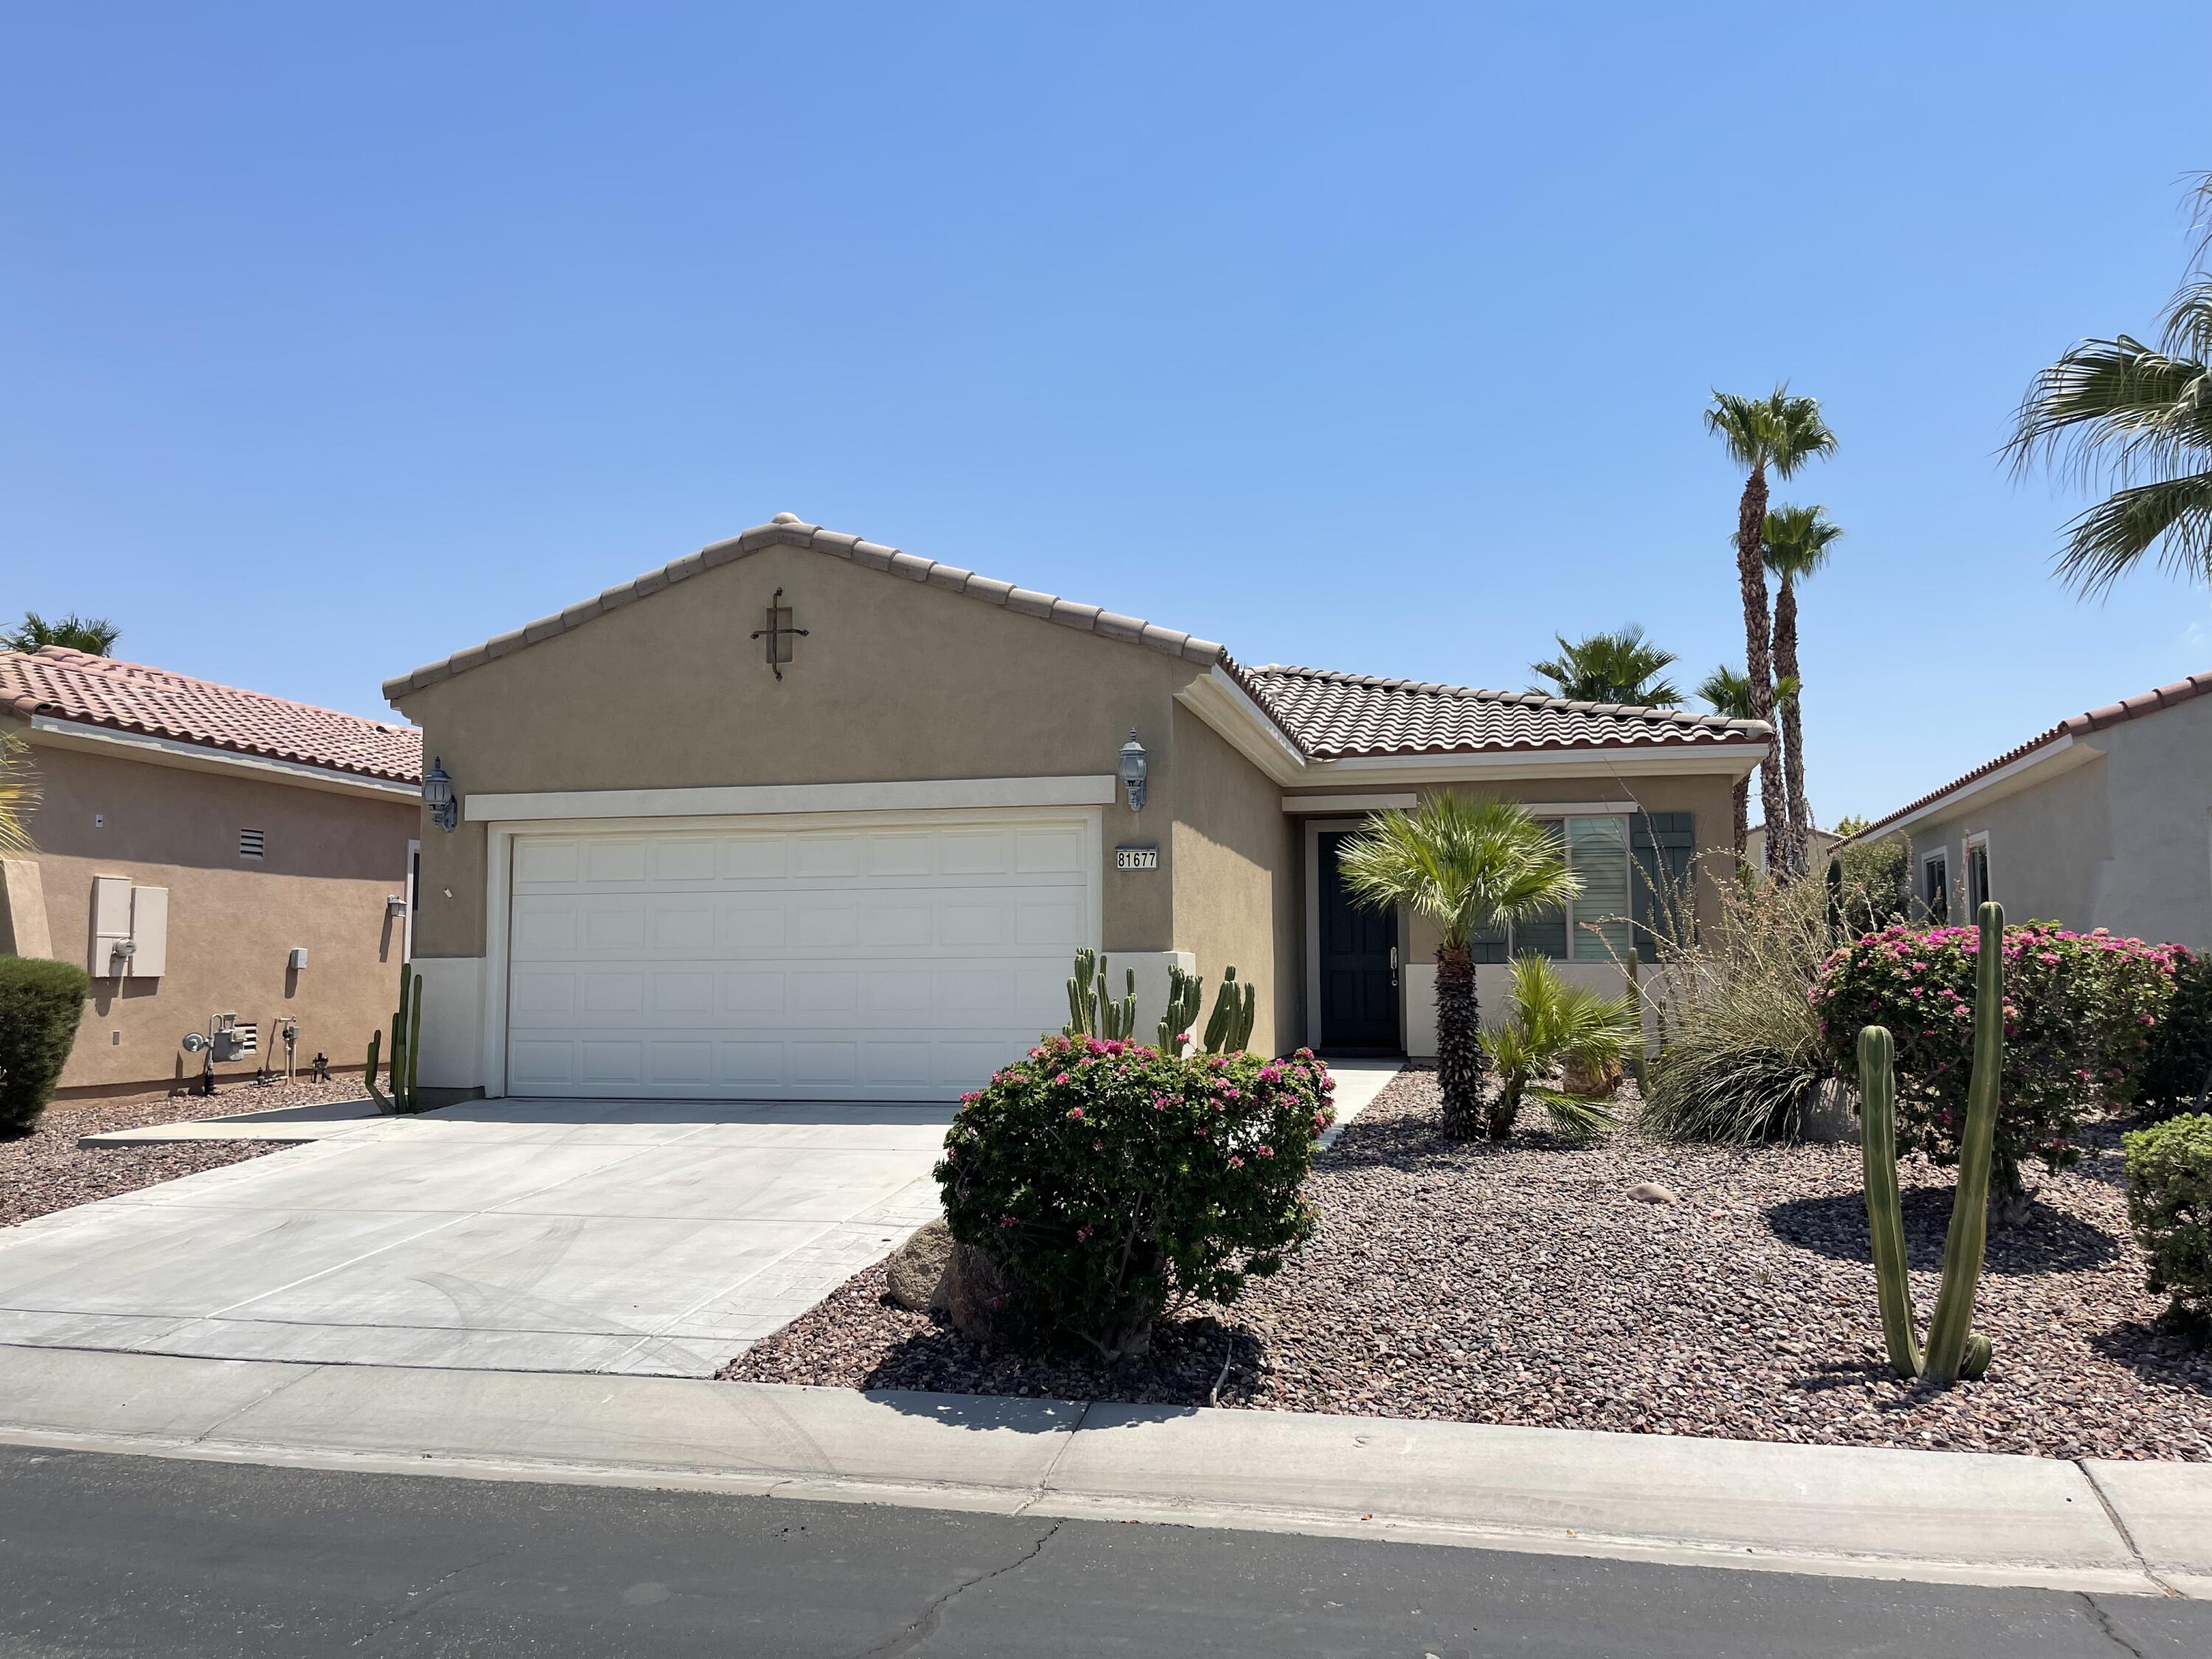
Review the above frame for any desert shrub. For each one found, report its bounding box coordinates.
[1640,871,1835,1144]
[0,955,91,1135]
[1479,954,1638,1141]
[1815,921,2180,1200]
[2141,948,2212,1119]
[1830,821,1910,929]
[935,1036,1333,1362]
[2124,1113,2212,1330]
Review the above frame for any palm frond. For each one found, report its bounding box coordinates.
[2004,335,2212,489]
[1528,624,1682,706]
[1708,386,1837,479]
[0,730,40,855]
[1338,796,1581,949]
[1761,503,1844,582]
[1696,664,1756,721]
[2052,467,2212,594]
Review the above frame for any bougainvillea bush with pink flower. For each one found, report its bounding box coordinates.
[1812,921,2182,1200]
[934,1036,1334,1362]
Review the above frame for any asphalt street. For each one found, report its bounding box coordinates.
[0,1443,2205,1658]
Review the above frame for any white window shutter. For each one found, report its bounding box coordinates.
[128,886,168,978]
[91,874,132,975]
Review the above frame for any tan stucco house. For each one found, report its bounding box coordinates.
[385,515,1770,1103]
[1848,669,2212,950]
[0,647,422,1105]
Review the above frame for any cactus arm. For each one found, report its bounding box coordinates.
[1857,1024,1921,1379]
[1158,965,1200,1055]
[404,972,422,1111]
[1923,901,2004,1385]
[364,1029,390,1112]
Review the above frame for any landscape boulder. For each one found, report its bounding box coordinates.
[884,1217,954,1312]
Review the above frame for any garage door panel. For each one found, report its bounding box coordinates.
[508,815,1093,1099]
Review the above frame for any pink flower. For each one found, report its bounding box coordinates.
[1228,1155,1244,1168]
[1257,1144,1275,1158]
[1054,1072,1071,1085]
[1066,1107,1085,1120]
[1075,1225,1093,1242]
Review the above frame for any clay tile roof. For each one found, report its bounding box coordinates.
[0,646,422,785]
[1242,665,1770,758]
[1848,668,2212,841]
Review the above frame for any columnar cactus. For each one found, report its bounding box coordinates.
[1063,950,1136,1041]
[1158,964,1203,1056]
[1201,966,1256,1054]
[1857,900,2002,1385]
[366,958,424,1114]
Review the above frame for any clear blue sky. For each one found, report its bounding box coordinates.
[4,3,2208,823]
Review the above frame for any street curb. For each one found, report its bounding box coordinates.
[0,1342,2201,1597]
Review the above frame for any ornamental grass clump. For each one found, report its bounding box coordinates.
[1638,869,1837,1144]
[935,1036,1334,1363]
[1815,921,2180,1208]
[2124,1113,2212,1333]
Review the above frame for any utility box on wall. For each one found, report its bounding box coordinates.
[89,874,169,980]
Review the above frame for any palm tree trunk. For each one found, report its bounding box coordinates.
[1735,465,1787,875]
[1773,572,1808,877]
[1434,943,1484,1137]
[1730,776,1750,866]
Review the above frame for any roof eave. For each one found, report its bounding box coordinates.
[1850,733,2098,844]
[21,713,422,801]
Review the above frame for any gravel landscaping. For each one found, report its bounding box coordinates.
[0,1079,368,1228]
[726,1068,2212,1461]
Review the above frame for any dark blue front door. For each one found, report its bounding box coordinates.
[1318,831,1400,1052]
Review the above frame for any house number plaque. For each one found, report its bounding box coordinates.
[1115,844,1159,872]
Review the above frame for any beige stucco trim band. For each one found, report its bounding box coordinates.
[1315,744,1769,785]
[463,775,1119,824]
[25,715,420,803]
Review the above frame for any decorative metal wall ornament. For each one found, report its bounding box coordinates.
[751,587,810,679]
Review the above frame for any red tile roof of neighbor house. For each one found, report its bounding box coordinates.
[0,647,423,785]
[1848,668,2212,841]
[386,515,1772,759]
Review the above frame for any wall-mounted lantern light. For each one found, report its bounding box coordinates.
[423,757,457,832]
[1117,731,1148,814]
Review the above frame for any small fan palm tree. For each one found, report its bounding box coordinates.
[1338,796,1581,1137]
[1705,387,1837,872]
[1761,504,1844,877]
[1,611,120,656]
[1479,954,1641,1141]
[2005,175,2212,595]
[1528,624,1682,706]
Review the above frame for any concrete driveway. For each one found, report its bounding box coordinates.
[0,1098,952,1377]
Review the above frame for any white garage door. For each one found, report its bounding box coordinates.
[503,813,1096,1099]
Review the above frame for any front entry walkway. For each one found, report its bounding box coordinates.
[0,1098,951,1377]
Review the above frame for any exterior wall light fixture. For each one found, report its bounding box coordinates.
[423,757,458,832]
[1117,731,1148,814]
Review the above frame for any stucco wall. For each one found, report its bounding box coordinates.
[394,545,1207,965]
[4,738,416,1099]
[1907,695,2212,948]
[1287,771,1736,1060]
[1166,703,1298,1055]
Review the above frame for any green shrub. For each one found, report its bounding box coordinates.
[2124,1113,2212,1329]
[2141,949,2212,1119]
[935,1036,1333,1362]
[1641,870,1833,1144]
[1815,922,2181,1200]
[0,955,91,1135]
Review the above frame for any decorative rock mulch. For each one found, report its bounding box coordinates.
[726,1068,2212,1461]
[1,1079,366,1228]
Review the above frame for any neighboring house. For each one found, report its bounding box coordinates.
[1745,821,1843,877]
[0,647,422,1105]
[384,514,1770,1103]
[1846,669,2212,949]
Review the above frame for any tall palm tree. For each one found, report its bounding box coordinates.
[1705,388,1837,873]
[1,611,120,656]
[1761,504,1844,877]
[1528,624,1682,706]
[1338,796,1581,1138]
[2005,175,2212,595]
[1697,665,1756,863]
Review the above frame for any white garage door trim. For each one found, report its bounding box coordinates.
[481,805,1102,1100]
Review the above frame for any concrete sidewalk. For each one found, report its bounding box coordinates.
[0,1343,2202,1599]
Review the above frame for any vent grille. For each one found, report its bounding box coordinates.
[239,828,265,860]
